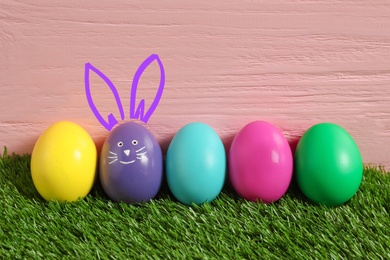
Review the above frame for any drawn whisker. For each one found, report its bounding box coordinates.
[109,151,117,155]
[108,156,118,159]
[136,146,146,152]
[137,151,148,159]
[109,159,118,164]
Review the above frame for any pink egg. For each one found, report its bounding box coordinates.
[229,121,293,203]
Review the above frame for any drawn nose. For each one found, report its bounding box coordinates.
[123,149,130,156]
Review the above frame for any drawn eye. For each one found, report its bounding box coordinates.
[132,140,138,145]
[118,142,123,147]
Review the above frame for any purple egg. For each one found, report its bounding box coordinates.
[99,122,163,203]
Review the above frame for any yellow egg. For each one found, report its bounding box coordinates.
[31,121,97,202]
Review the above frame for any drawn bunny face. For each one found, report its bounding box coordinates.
[104,122,151,168]
[107,139,147,166]
[85,54,165,204]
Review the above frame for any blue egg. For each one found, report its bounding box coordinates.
[166,122,226,205]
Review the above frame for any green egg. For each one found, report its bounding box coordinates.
[294,123,363,206]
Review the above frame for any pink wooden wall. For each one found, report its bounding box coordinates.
[1,1,389,169]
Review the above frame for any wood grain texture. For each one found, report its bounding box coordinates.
[1,0,389,169]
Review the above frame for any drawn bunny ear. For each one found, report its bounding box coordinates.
[85,62,125,131]
[130,54,165,123]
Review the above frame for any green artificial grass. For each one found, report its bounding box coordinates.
[0,148,389,259]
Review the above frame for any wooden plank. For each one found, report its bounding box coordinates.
[0,0,389,169]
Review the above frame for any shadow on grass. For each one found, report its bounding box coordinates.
[0,147,110,203]
[0,148,44,201]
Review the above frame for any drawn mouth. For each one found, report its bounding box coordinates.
[119,160,136,165]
